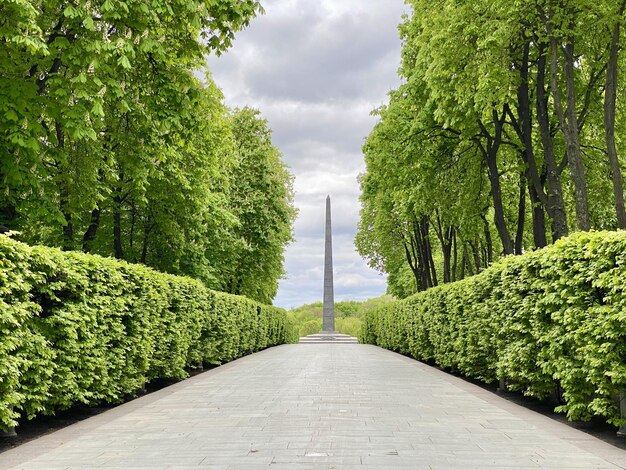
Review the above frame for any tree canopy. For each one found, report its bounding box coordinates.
[358,0,626,297]
[0,0,295,304]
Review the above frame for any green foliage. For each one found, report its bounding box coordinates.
[335,318,363,338]
[287,303,322,337]
[361,231,626,426]
[0,0,295,307]
[0,235,296,431]
[299,319,323,337]
[287,296,394,338]
[219,108,297,303]
[360,0,626,296]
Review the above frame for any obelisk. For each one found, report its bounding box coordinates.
[323,195,335,332]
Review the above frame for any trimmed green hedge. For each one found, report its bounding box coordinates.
[361,231,626,425]
[0,236,297,431]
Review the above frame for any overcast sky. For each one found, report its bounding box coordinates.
[207,0,408,309]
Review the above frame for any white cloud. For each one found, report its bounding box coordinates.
[207,0,408,308]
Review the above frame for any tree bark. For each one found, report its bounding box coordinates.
[416,216,437,289]
[528,170,548,248]
[401,228,422,292]
[60,188,73,251]
[460,245,467,278]
[469,241,482,273]
[510,41,548,211]
[442,229,452,284]
[536,46,569,240]
[551,33,591,230]
[480,214,493,264]
[463,244,474,276]
[113,193,123,259]
[140,222,152,264]
[434,213,454,283]
[0,203,17,231]
[478,110,514,255]
[82,208,100,252]
[0,164,16,230]
[55,122,73,251]
[451,229,458,282]
[605,0,626,229]
[402,215,438,291]
[508,42,548,249]
[485,155,512,255]
[427,238,438,286]
[129,202,136,253]
[515,171,526,255]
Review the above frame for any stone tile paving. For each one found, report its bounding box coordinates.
[1,344,626,469]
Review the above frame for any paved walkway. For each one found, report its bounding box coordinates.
[2,344,626,469]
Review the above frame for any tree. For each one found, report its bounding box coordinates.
[222,108,297,304]
[0,0,263,240]
[359,0,626,295]
[357,86,492,294]
[1,1,298,305]
[603,0,626,228]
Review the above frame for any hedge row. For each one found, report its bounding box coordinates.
[0,236,297,431]
[361,231,626,425]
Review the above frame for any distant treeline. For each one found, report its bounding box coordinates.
[289,296,394,338]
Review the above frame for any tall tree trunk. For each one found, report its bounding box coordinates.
[82,208,101,252]
[451,229,458,282]
[469,241,482,273]
[551,34,591,231]
[60,188,73,251]
[434,213,454,283]
[0,165,17,230]
[605,0,626,229]
[401,231,422,292]
[478,110,514,255]
[463,244,474,276]
[536,46,569,240]
[418,238,429,291]
[481,246,489,268]
[140,222,152,264]
[442,227,454,284]
[426,233,438,287]
[235,277,243,296]
[442,238,451,283]
[528,171,548,248]
[481,214,493,264]
[113,193,123,259]
[460,245,467,278]
[485,154,513,255]
[515,171,526,255]
[509,41,548,249]
[55,122,73,251]
[0,203,17,231]
[510,41,549,214]
[129,202,136,252]
[415,216,436,289]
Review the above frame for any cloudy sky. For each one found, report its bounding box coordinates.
[207,0,408,309]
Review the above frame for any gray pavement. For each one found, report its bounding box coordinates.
[1,344,626,469]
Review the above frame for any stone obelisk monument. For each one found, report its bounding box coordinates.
[322,195,335,332]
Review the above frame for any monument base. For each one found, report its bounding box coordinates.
[299,332,358,344]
